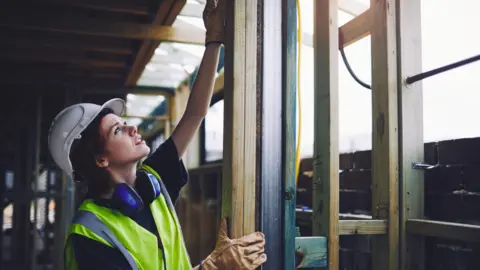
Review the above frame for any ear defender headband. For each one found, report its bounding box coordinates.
[110,170,162,217]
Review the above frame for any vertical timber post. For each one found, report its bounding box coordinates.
[282,0,298,267]
[222,0,259,238]
[397,0,425,269]
[370,0,400,269]
[313,0,340,269]
[222,0,288,268]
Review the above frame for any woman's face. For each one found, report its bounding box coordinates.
[97,113,150,167]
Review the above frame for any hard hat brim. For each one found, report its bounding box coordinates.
[48,98,126,176]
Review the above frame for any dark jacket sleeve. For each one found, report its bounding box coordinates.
[68,234,132,270]
[142,137,189,204]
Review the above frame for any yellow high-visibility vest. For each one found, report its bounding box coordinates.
[64,164,191,270]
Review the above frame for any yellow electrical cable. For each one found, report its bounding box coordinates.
[295,0,302,184]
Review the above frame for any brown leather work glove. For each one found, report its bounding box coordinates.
[201,218,267,270]
[203,0,226,45]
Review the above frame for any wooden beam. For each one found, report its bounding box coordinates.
[2,64,124,74]
[339,220,387,235]
[0,37,133,55]
[125,0,186,86]
[283,0,298,267]
[0,78,122,89]
[0,52,126,69]
[313,1,340,270]
[242,0,258,237]
[0,16,204,45]
[1,70,123,80]
[406,219,480,244]
[46,0,150,15]
[397,0,425,268]
[339,9,372,48]
[302,8,372,48]
[370,0,399,269]
[295,237,328,268]
[222,0,258,239]
[0,79,124,89]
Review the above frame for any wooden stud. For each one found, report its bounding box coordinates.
[370,0,399,269]
[242,0,258,236]
[406,219,480,243]
[397,0,425,269]
[313,0,340,269]
[221,0,257,238]
[283,0,298,267]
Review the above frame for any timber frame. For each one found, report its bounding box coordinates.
[221,0,480,269]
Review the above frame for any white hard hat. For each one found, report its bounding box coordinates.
[48,98,126,176]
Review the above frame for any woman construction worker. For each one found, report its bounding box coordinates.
[47,0,267,269]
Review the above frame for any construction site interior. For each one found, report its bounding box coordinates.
[0,0,479,269]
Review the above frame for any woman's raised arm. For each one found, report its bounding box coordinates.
[170,0,226,157]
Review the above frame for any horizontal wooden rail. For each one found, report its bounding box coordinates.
[339,8,372,48]
[302,9,372,48]
[407,219,480,243]
[296,209,386,235]
[339,219,387,235]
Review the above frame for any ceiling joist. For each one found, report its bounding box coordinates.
[179,0,368,19]
[0,38,133,55]
[0,16,204,45]
[125,0,187,86]
[0,51,127,69]
[43,0,151,15]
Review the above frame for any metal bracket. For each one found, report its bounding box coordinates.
[411,162,440,170]
[412,162,466,170]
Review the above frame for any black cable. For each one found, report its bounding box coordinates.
[406,54,480,84]
[339,47,372,90]
[339,44,479,89]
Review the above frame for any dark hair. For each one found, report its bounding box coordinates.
[70,108,114,198]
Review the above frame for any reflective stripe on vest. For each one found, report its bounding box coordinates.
[71,210,139,270]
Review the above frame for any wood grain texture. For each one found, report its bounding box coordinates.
[396,0,425,268]
[313,0,340,269]
[370,0,399,269]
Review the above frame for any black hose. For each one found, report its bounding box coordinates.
[339,47,371,90]
[340,45,480,89]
